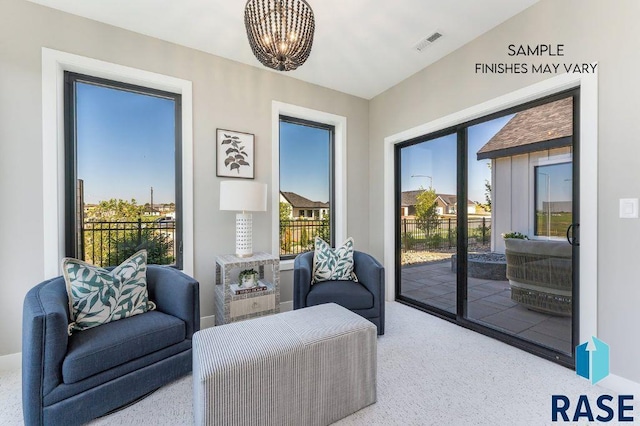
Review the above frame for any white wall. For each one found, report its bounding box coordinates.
[369,0,640,384]
[0,0,369,355]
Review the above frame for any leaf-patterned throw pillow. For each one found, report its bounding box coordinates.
[312,237,358,284]
[62,250,155,335]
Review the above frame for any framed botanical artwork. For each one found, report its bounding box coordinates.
[216,129,255,179]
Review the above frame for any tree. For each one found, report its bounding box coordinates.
[318,211,331,243]
[279,202,293,253]
[279,202,292,222]
[299,228,310,249]
[483,179,492,212]
[88,198,145,221]
[83,198,173,266]
[415,186,440,236]
[108,230,174,266]
[479,162,492,212]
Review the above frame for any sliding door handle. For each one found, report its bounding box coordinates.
[566,223,579,246]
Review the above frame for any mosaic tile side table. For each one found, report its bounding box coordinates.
[214,252,280,325]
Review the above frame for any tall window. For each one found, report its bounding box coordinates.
[279,116,334,259]
[64,72,182,268]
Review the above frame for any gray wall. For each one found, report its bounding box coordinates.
[370,0,640,383]
[0,0,369,355]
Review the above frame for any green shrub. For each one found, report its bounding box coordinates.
[501,231,528,240]
[402,232,416,250]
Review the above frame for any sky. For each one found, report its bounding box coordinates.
[76,82,176,205]
[279,121,330,202]
[400,114,514,203]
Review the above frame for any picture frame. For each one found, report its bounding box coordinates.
[216,129,255,179]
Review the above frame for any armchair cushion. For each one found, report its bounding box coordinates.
[295,250,385,335]
[62,250,154,334]
[306,280,374,310]
[62,310,186,384]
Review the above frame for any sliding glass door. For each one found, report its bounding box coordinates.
[397,132,458,315]
[396,90,579,366]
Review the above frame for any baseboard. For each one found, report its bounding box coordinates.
[280,300,293,312]
[598,373,640,397]
[0,352,21,371]
[200,315,215,329]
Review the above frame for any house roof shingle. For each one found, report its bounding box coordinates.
[280,191,329,209]
[476,97,573,160]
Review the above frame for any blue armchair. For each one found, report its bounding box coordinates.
[22,265,199,426]
[294,251,385,335]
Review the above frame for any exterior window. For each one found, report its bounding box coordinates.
[64,72,182,267]
[534,162,572,238]
[279,116,334,259]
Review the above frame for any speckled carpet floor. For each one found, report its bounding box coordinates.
[1,302,612,425]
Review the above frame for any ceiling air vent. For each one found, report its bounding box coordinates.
[413,31,443,52]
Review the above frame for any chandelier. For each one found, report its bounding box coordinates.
[244,0,315,71]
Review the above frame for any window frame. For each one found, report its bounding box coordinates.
[42,48,194,277]
[278,115,335,260]
[531,156,573,240]
[271,101,347,270]
[63,71,183,268]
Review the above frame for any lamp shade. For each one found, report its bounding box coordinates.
[220,181,267,212]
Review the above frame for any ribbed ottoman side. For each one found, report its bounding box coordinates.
[193,316,304,426]
[192,303,377,426]
[280,303,377,425]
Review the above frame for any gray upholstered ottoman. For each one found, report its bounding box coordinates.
[192,303,377,425]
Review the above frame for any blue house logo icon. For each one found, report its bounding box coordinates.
[576,337,609,384]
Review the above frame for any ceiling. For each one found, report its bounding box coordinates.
[27,0,539,99]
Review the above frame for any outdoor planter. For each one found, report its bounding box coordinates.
[504,238,572,316]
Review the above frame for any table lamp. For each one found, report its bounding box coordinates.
[219,180,267,257]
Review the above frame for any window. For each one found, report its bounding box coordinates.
[534,162,572,238]
[64,72,182,268]
[279,116,334,259]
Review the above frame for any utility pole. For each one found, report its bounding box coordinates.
[150,186,154,213]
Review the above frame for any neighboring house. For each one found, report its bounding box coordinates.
[434,194,477,216]
[477,97,573,253]
[400,190,477,217]
[143,205,161,216]
[280,191,329,220]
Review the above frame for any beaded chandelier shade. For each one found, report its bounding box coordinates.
[244,0,315,71]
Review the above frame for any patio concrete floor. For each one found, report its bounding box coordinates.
[400,259,572,354]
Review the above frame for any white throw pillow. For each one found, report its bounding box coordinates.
[312,237,358,283]
[62,250,155,335]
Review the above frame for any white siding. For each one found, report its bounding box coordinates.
[493,148,572,253]
[493,157,511,253]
